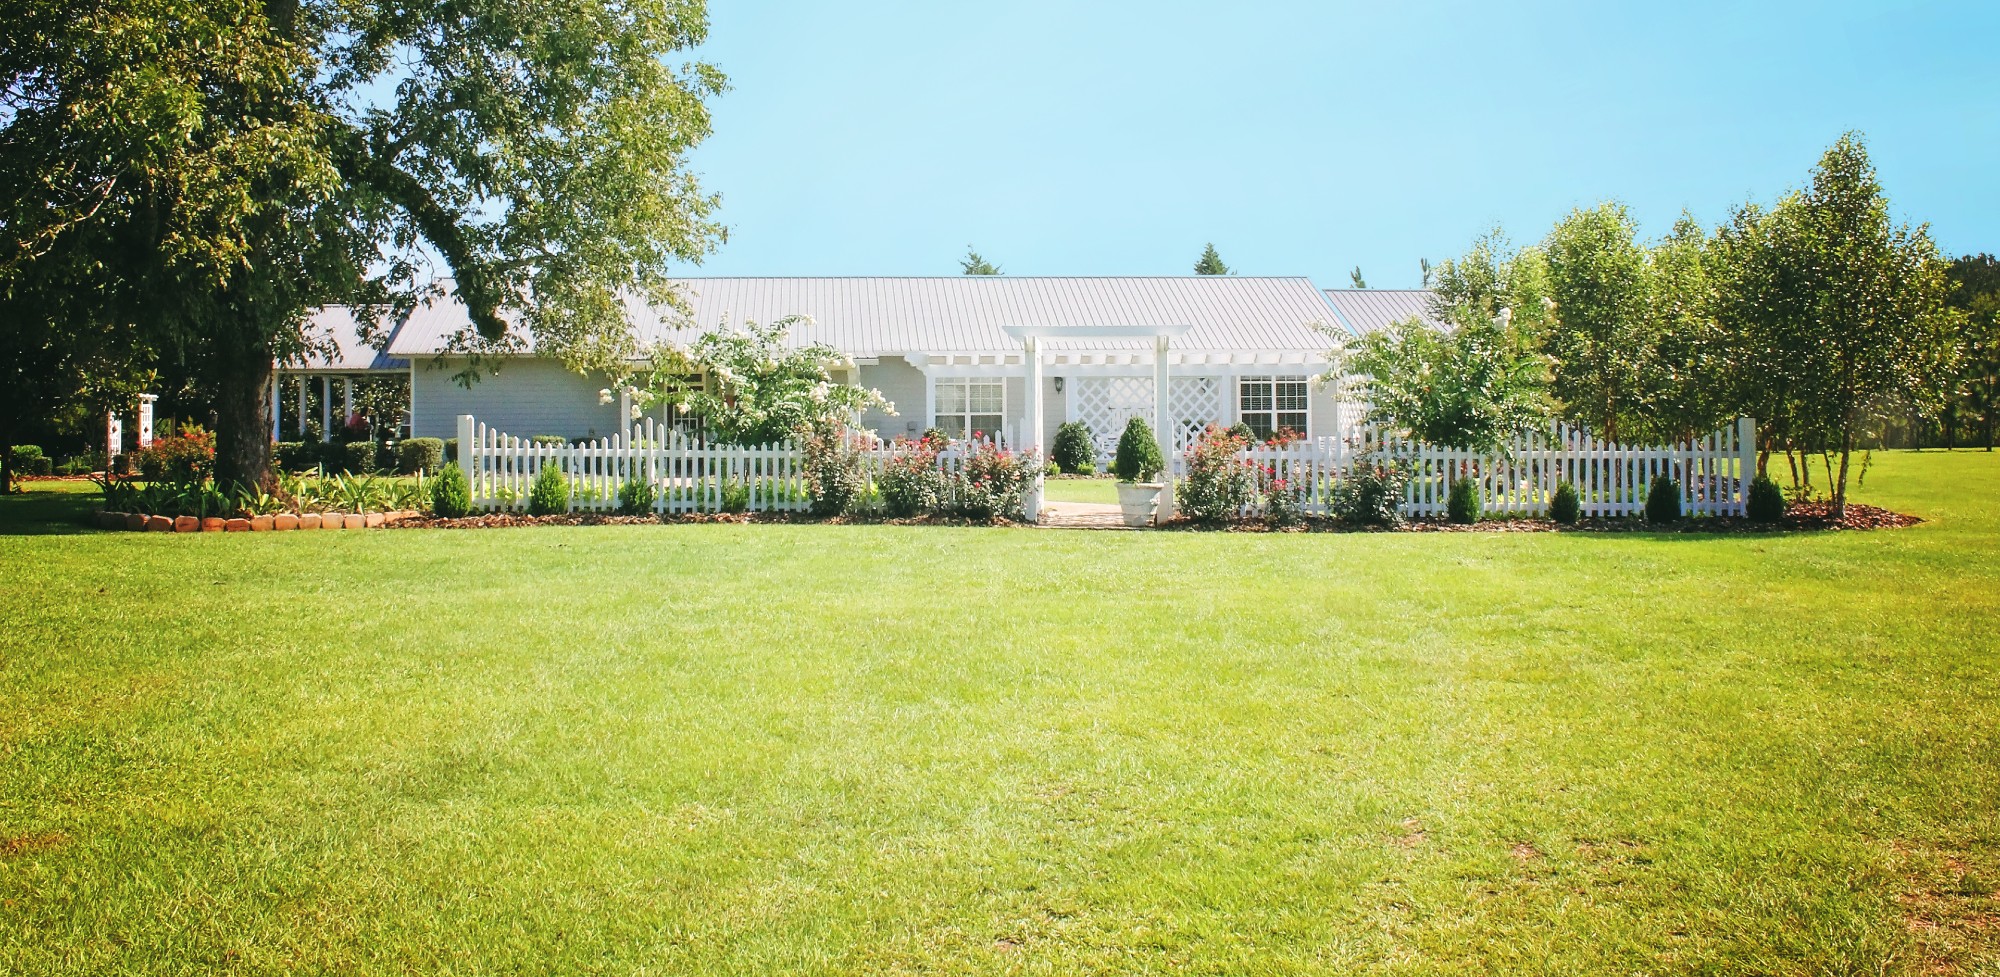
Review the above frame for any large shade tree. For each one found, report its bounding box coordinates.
[1,0,727,487]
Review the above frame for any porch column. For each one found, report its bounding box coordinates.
[319,376,331,442]
[341,377,354,430]
[136,393,157,447]
[296,376,307,441]
[617,387,633,438]
[269,372,281,443]
[1154,334,1175,521]
[1023,337,1043,523]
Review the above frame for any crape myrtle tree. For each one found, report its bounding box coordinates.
[1711,134,1958,515]
[1944,255,2000,449]
[0,0,726,488]
[1333,231,1553,451]
[1541,203,1651,442]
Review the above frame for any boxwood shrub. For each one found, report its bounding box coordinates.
[1548,481,1581,525]
[1112,417,1164,483]
[1446,476,1481,524]
[1747,474,1785,523]
[1645,475,1682,524]
[430,462,472,517]
[396,437,445,474]
[342,441,378,474]
[1051,421,1095,475]
[527,464,570,515]
[617,476,658,515]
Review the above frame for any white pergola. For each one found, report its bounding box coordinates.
[1003,323,1190,524]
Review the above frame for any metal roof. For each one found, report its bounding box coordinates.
[387,277,1346,358]
[1320,289,1441,336]
[290,306,411,372]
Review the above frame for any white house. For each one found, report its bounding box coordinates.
[286,277,1439,455]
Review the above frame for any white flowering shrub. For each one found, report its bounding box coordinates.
[632,315,892,445]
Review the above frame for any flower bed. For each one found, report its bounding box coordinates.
[1161,503,1919,533]
[92,509,425,533]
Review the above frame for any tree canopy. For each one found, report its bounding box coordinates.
[1,0,727,486]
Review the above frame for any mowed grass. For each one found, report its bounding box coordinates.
[3,452,1998,975]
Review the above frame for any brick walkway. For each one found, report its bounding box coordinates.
[1037,501,1135,530]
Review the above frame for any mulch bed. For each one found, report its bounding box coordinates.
[386,512,1023,529]
[1165,502,1920,534]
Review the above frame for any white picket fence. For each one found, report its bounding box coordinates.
[458,414,1756,521]
[455,415,1017,514]
[1190,417,1758,519]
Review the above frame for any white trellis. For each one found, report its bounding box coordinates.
[1070,375,1227,458]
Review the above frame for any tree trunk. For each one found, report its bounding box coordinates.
[213,350,275,491]
[1832,429,1853,520]
[0,435,12,496]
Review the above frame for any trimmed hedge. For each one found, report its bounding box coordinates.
[9,445,52,476]
[342,441,378,474]
[396,437,445,474]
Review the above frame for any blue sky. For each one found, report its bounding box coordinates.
[684,1,1997,287]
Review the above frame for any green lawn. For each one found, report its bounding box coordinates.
[1042,475,1120,504]
[4,451,1998,975]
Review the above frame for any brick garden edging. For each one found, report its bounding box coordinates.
[92,511,423,533]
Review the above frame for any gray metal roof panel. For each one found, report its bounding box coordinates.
[387,277,1346,358]
[1319,289,1442,337]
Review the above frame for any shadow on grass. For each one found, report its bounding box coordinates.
[0,485,103,536]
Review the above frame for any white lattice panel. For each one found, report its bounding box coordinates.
[1070,376,1228,458]
[1169,376,1226,450]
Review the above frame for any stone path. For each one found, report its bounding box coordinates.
[1038,501,1134,530]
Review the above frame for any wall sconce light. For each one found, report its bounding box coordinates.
[1053,376,1065,394]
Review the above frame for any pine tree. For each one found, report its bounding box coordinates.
[1193,244,1230,275]
[1350,266,1368,289]
[960,247,1001,275]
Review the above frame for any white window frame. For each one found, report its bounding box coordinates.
[932,377,1006,441]
[1237,375,1310,440]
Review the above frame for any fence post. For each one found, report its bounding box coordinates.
[1736,416,1757,515]
[457,414,475,503]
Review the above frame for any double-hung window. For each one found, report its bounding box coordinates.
[934,379,1004,441]
[1237,375,1309,440]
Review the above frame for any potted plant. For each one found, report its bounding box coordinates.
[1112,417,1166,527]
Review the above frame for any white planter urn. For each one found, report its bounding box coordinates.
[1116,482,1164,528]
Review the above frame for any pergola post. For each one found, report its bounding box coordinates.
[1154,333,1175,521]
[1022,336,1044,523]
[136,393,158,448]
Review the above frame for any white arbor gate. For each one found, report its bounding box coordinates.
[1071,375,1227,458]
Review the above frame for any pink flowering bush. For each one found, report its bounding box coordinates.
[954,440,1040,520]
[878,433,951,517]
[1177,424,1257,522]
